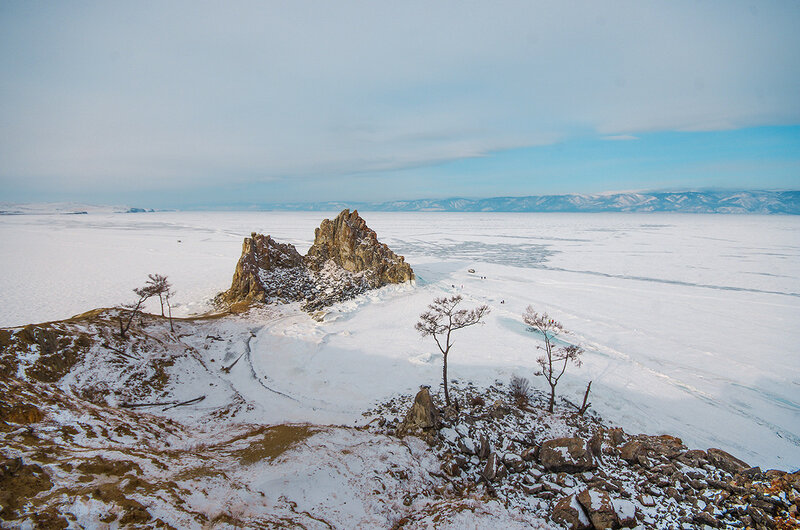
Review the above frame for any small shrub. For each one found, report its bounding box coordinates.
[510,375,531,406]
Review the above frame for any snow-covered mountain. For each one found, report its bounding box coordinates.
[271,190,800,214]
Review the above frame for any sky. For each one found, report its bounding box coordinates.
[1,1,799,208]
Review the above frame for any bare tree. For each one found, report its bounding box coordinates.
[118,284,155,339]
[145,274,171,317]
[165,286,176,332]
[416,295,489,407]
[523,306,584,413]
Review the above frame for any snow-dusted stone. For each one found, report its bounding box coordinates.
[552,494,592,530]
[457,436,476,455]
[614,498,638,528]
[482,452,500,481]
[692,510,720,527]
[503,453,526,473]
[706,448,749,475]
[678,449,708,467]
[576,488,618,530]
[637,494,656,507]
[539,437,596,473]
[478,433,490,460]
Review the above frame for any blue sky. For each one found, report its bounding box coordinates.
[1,1,799,207]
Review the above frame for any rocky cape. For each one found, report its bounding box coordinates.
[217,209,414,311]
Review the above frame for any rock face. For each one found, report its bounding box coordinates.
[306,209,413,286]
[218,234,305,305]
[218,210,414,311]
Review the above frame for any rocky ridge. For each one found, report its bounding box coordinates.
[366,384,800,529]
[217,209,413,311]
[0,311,798,528]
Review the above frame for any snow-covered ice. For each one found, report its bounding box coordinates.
[1,211,798,470]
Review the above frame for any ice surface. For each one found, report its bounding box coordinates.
[1,211,799,469]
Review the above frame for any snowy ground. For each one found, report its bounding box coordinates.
[1,211,799,470]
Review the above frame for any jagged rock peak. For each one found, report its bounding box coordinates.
[218,233,304,305]
[217,210,414,311]
[306,209,414,285]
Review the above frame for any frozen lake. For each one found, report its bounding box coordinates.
[1,211,799,469]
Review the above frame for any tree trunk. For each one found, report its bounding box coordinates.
[167,300,174,332]
[443,352,450,407]
[548,384,556,413]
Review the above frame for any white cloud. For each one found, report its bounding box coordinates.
[0,0,798,197]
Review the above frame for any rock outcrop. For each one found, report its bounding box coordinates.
[397,387,440,442]
[217,210,414,311]
[306,209,413,286]
[217,234,305,306]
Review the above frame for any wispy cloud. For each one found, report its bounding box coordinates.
[602,135,639,141]
[1,1,798,203]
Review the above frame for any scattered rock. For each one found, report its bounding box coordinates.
[503,453,526,473]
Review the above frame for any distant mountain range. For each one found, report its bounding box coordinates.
[3,191,798,215]
[268,190,800,214]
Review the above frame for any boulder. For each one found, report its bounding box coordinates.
[621,434,685,464]
[707,448,749,475]
[576,488,618,530]
[397,387,440,437]
[539,437,596,473]
[619,440,644,463]
[552,494,592,530]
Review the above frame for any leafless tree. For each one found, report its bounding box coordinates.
[165,285,176,332]
[118,283,155,339]
[145,274,171,317]
[415,295,489,407]
[523,306,584,413]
